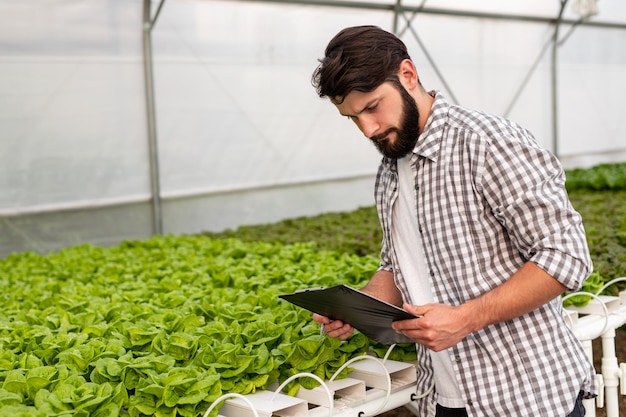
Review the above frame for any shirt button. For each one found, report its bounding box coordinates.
[430,270,435,277]
[467,400,473,406]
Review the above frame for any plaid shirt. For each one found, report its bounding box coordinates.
[375,92,596,417]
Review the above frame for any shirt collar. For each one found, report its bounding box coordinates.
[414,90,449,161]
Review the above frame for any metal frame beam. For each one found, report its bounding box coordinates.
[142,0,167,235]
[228,0,626,30]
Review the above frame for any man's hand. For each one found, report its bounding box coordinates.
[314,269,401,340]
[391,303,473,351]
[312,313,354,340]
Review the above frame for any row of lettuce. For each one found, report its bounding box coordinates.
[0,237,416,417]
[204,163,626,282]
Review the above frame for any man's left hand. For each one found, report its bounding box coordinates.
[391,303,473,351]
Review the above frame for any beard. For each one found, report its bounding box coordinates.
[368,85,420,159]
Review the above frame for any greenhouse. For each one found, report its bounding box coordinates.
[1,1,626,416]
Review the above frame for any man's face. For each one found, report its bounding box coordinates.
[334,81,419,159]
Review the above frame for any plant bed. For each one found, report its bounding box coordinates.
[0,238,416,416]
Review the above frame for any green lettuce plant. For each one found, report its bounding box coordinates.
[0,237,411,416]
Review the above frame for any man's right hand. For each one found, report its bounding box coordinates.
[313,269,400,341]
[312,313,355,340]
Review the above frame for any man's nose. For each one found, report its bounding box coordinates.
[357,115,379,138]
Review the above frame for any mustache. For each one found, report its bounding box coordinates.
[370,128,398,143]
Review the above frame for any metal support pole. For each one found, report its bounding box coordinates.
[503,37,552,118]
[142,0,165,235]
[550,0,568,158]
[392,0,401,33]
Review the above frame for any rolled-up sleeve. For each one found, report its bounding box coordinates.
[481,135,593,290]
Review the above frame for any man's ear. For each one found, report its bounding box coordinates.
[398,59,419,90]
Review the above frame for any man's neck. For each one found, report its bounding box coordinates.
[415,89,435,134]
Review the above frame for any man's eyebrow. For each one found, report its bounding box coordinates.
[339,99,378,117]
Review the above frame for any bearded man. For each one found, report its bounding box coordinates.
[311,25,595,417]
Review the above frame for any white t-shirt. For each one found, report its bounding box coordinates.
[392,156,465,408]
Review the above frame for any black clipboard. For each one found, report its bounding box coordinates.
[279,284,418,345]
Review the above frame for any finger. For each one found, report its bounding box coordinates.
[392,315,428,336]
[404,303,428,316]
[329,327,353,340]
[312,313,331,324]
[324,319,350,332]
[392,319,417,332]
[324,322,354,340]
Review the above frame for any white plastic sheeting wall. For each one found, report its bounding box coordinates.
[1,0,625,257]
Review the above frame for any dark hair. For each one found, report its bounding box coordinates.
[311,25,411,103]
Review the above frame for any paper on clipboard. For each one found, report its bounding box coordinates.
[279,284,418,345]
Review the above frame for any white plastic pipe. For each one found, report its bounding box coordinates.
[601,328,621,417]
